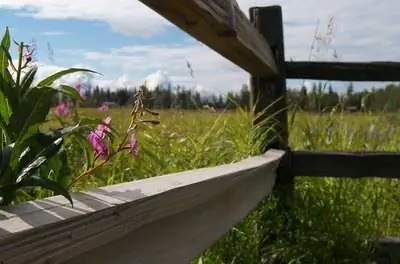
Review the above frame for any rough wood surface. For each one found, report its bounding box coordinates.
[286,61,400,82]
[138,0,278,76]
[373,237,400,264]
[250,6,293,193]
[292,150,400,178]
[0,149,284,264]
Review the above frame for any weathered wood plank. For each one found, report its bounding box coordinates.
[373,237,400,264]
[292,150,400,178]
[250,6,293,192]
[249,7,292,262]
[285,61,400,82]
[138,0,278,76]
[0,149,284,264]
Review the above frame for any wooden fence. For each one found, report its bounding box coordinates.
[1,1,399,263]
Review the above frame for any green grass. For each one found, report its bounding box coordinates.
[50,108,399,263]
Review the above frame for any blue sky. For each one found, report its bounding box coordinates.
[0,0,399,95]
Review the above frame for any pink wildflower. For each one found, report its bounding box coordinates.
[88,132,109,159]
[98,102,109,112]
[95,117,112,135]
[54,103,70,117]
[88,117,112,159]
[129,134,138,156]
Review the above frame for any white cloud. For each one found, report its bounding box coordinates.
[13,61,119,91]
[0,0,170,36]
[79,42,245,93]
[2,0,399,92]
[37,30,70,36]
[144,70,172,90]
[194,84,218,102]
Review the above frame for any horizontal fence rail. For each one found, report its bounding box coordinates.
[138,0,278,76]
[285,61,400,82]
[0,150,284,264]
[292,150,400,179]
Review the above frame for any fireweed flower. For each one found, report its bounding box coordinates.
[88,117,112,159]
[54,103,70,117]
[88,132,109,159]
[98,102,109,112]
[69,85,160,189]
[129,134,138,156]
[95,117,112,135]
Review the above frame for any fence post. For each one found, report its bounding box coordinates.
[249,5,293,195]
[249,6,294,263]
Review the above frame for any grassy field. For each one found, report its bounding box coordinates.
[51,108,399,264]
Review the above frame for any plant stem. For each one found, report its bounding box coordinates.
[68,146,130,188]
[15,42,24,87]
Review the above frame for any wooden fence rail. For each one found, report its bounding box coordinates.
[138,0,278,76]
[285,61,400,82]
[0,150,284,264]
[291,150,400,179]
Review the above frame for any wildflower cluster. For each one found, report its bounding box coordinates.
[0,27,97,206]
[66,86,160,186]
[88,116,112,159]
[0,26,160,206]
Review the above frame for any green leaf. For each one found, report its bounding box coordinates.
[0,27,11,73]
[7,87,57,141]
[74,133,94,171]
[0,144,12,179]
[38,124,80,144]
[54,150,71,187]
[0,58,15,127]
[19,65,38,97]
[58,85,84,101]
[16,137,63,182]
[39,137,64,159]
[17,156,47,182]
[2,175,73,206]
[0,88,11,125]
[37,68,100,87]
[0,129,5,148]
[13,124,79,172]
[0,28,18,112]
[20,175,73,206]
[0,110,8,134]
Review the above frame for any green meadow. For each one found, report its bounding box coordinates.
[45,108,399,264]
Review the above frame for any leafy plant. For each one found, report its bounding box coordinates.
[0,26,97,206]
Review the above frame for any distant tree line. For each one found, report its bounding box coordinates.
[288,82,400,112]
[53,82,400,112]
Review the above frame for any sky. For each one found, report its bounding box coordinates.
[0,0,399,95]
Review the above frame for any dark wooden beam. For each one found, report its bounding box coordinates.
[250,6,293,193]
[373,237,400,264]
[286,61,400,82]
[292,150,400,179]
[138,0,278,76]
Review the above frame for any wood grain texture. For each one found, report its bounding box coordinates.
[286,61,400,82]
[292,150,400,178]
[138,0,278,76]
[0,149,284,264]
[249,6,293,194]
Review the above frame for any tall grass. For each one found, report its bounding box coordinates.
[199,110,398,264]
[43,107,399,264]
